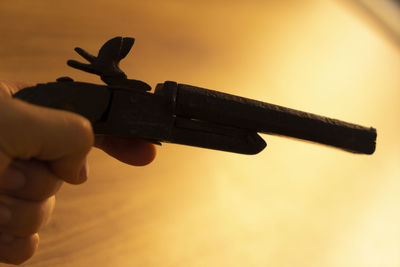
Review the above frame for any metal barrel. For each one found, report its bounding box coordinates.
[169,83,376,154]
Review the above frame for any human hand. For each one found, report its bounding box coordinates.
[0,81,156,264]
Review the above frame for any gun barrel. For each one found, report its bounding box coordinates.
[164,82,376,154]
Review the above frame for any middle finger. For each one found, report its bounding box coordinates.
[0,195,55,237]
[0,159,63,201]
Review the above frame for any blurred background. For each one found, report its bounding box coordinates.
[0,0,399,266]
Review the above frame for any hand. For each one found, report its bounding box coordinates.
[0,81,156,264]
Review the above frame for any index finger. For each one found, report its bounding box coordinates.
[0,98,93,184]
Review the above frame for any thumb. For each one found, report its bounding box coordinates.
[0,98,94,184]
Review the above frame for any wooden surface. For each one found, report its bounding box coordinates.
[1,1,400,266]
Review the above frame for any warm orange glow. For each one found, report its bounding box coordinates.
[1,0,399,266]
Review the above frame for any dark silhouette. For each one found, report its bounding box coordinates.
[14,37,376,155]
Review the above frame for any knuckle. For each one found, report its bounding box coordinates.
[69,115,94,150]
[9,197,54,237]
[0,234,38,265]
[34,180,62,201]
[9,160,63,201]
[24,199,53,235]
[2,251,31,265]
[20,180,61,202]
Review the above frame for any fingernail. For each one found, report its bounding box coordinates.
[0,167,26,190]
[0,232,15,244]
[0,204,11,224]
